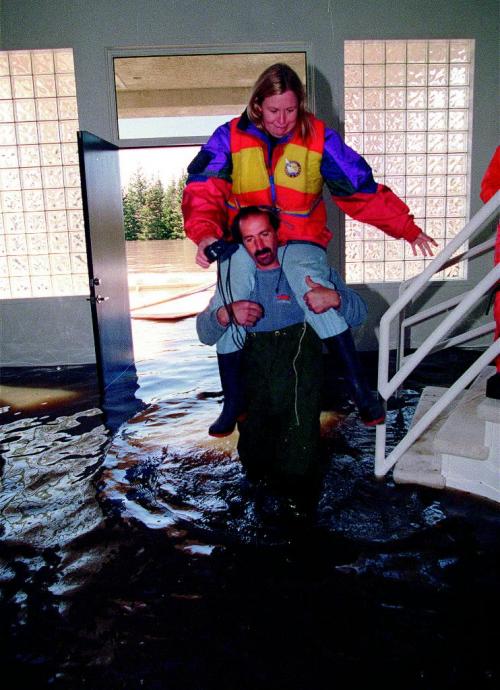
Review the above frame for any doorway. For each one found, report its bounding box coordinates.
[117,145,217,367]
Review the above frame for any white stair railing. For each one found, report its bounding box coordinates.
[375,190,500,478]
[396,236,497,371]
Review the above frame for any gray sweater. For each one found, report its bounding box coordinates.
[196,265,367,346]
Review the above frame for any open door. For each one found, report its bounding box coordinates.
[78,130,138,417]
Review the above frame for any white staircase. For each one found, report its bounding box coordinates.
[375,190,500,503]
[393,367,500,502]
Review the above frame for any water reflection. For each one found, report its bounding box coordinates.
[97,373,444,549]
[0,406,112,608]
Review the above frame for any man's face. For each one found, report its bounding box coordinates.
[240,213,279,270]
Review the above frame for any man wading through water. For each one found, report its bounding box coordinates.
[196,206,368,505]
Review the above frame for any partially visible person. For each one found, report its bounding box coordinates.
[197,207,368,497]
[183,62,437,435]
[480,145,500,399]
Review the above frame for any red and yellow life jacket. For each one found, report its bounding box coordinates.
[227,115,332,246]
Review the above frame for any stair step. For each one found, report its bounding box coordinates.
[393,385,450,488]
[433,367,494,460]
[477,396,500,424]
[394,366,499,502]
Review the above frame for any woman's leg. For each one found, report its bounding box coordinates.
[215,245,256,353]
[209,246,256,436]
[279,242,384,426]
[277,242,348,337]
[323,329,385,426]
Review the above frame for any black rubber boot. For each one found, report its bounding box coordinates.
[323,330,385,426]
[209,350,246,437]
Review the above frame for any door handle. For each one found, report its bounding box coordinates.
[86,294,109,304]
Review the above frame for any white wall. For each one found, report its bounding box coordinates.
[0,297,95,366]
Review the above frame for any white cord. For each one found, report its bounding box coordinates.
[292,321,307,426]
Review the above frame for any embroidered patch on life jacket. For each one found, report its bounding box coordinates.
[284,159,302,178]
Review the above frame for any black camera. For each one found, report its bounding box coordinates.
[204,239,238,263]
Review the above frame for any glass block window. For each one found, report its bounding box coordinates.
[0,49,87,299]
[343,39,474,283]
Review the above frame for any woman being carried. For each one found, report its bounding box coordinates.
[182,63,437,437]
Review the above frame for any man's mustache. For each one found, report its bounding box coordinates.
[255,248,272,257]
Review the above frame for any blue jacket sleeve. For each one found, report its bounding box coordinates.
[321,127,421,242]
[182,122,233,244]
[196,291,227,345]
[320,127,377,196]
[185,122,232,183]
[328,268,367,328]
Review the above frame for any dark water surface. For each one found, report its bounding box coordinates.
[1,316,499,689]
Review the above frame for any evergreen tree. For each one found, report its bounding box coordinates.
[122,168,148,240]
[162,172,186,240]
[137,178,168,240]
[122,166,187,241]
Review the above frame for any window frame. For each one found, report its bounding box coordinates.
[105,43,315,149]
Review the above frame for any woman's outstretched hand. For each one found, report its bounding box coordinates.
[410,231,439,257]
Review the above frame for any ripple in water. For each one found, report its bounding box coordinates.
[1,323,498,689]
[97,387,452,550]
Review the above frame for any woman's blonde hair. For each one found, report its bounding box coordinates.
[247,63,314,140]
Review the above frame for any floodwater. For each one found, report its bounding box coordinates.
[1,240,499,689]
[126,238,211,276]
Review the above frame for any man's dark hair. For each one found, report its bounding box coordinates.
[230,206,280,243]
